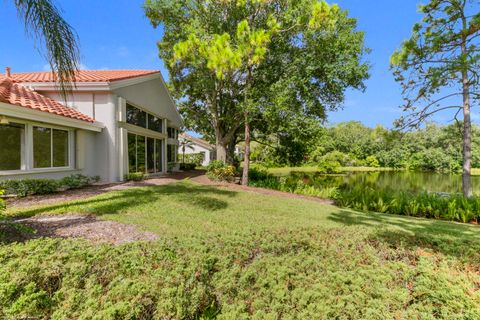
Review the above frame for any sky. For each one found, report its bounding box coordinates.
[0,0,474,128]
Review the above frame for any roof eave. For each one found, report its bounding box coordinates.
[0,102,104,132]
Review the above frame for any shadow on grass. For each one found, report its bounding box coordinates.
[329,209,480,261]
[9,183,238,219]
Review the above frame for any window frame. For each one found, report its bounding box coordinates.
[127,132,164,174]
[0,119,74,174]
[125,102,164,134]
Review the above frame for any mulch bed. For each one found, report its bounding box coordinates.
[2,215,158,245]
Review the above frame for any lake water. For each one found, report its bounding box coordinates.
[279,171,480,195]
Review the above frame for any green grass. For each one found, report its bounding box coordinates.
[2,181,480,319]
[265,166,397,176]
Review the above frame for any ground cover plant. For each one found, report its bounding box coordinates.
[249,169,480,224]
[2,181,480,319]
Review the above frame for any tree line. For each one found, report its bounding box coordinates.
[250,121,480,172]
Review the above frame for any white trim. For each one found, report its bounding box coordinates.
[0,102,104,132]
[119,122,167,140]
[0,168,82,177]
[108,73,162,90]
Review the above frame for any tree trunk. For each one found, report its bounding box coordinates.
[216,142,227,163]
[461,24,473,198]
[241,112,251,186]
[462,71,473,197]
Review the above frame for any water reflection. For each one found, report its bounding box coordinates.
[284,171,480,195]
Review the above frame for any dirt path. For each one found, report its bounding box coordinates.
[2,215,158,244]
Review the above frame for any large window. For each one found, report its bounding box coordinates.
[167,144,177,163]
[0,122,71,172]
[128,133,163,174]
[167,127,177,139]
[33,126,69,168]
[126,103,163,133]
[0,123,24,170]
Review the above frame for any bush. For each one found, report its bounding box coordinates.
[0,179,60,197]
[365,155,380,168]
[335,186,480,223]
[180,163,196,171]
[179,153,205,165]
[61,174,99,189]
[124,172,145,181]
[248,167,272,181]
[0,190,5,212]
[206,161,236,182]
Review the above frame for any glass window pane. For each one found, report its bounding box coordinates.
[126,104,147,128]
[148,114,162,132]
[33,127,51,168]
[155,139,163,173]
[128,133,137,173]
[52,129,69,167]
[137,136,146,173]
[147,137,155,173]
[0,123,24,170]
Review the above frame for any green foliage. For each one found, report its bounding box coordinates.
[179,153,204,166]
[0,179,60,197]
[124,172,146,181]
[14,0,81,97]
[3,182,480,318]
[60,174,99,189]
[259,121,478,172]
[206,161,236,182]
[365,155,380,168]
[335,186,480,224]
[0,190,5,212]
[317,151,346,173]
[0,175,99,197]
[145,0,369,164]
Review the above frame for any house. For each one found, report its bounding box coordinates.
[0,69,182,182]
[178,133,216,167]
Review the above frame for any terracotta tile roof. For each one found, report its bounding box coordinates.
[11,70,160,83]
[0,77,94,122]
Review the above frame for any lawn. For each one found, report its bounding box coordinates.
[2,181,480,319]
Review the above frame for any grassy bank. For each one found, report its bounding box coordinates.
[2,181,480,319]
[264,166,397,176]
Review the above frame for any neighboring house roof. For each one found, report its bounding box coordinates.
[179,133,215,151]
[0,76,94,122]
[10,70,160,83]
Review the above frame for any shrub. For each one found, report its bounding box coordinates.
[365,155,380,168]
[248,167,272,181]
[179,153,205,165]
[61,174,97,189]
[124,172,145,181]
[334,185,480,223]
[0,179,60,197]
[0,190,5,212]
[206,161,236,182]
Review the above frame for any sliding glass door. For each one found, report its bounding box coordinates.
[127,133,163,174]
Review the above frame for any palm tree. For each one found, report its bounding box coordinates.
[179,138,195,164]
[13,0,80,96]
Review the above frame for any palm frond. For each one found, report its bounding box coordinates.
[15,0,80,98]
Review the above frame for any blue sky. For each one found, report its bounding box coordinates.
[0,0,472,128]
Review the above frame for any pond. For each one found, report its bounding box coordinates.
[276,170,480,195]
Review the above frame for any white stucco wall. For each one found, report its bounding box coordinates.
[43,91,119,182]
[113,78,182,128]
